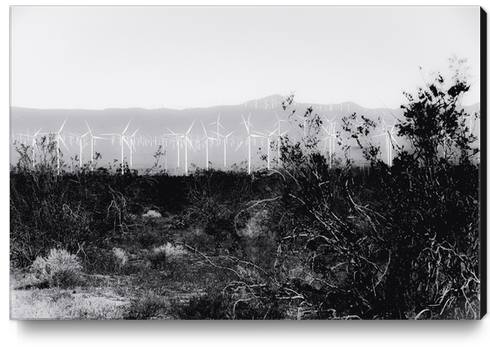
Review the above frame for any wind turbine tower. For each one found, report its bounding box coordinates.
[183,120,196,176]
[85,120,108,171]
[54,118,70,175]
[372,120,399,166]
[101,118,133,172]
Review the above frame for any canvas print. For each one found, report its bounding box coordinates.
[10,6,484,320]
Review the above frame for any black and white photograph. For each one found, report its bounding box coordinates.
[9,4,484,324]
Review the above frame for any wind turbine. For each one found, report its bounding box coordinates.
[253,128,277,170]
[221,130,236,168]
[234,139,243,153]
[18,129,29,146]
[274,111,289,165]
[183,120,196,175]
[201,121,217,170]
[211,124,236,168]
[270,96,279,109]
[330,122,340,155]
[68,130,90,169]
[29,127,46,168]
[240,113,262,174]
[321,123,336,167]
[101,118,133,171]
[127,127,140,167]
[372,120,399,166]
[324,114,338,127]
[54,118,70,175]
[165,129,184,170]
[321,124,333,154]
[210,113,224,142]
[322,114,342,167]
[166,120,195,175]
[84,121,108,171]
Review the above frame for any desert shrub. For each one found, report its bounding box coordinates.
[123,224,162,250]
[180,227,215,252]
[217,63,479,320]
[147,242,187,270]
[123,291,168,320]
[158,242,187,258]
[80,247,115,274]
[184,170,254,252]
[10,168,127,268]
[184,169,284,255]
[147,247,167,269]
[170,284,289,320]
[29,249,83,289]
[112,247,129,272]
[366,59,480,319]
[266,58,480,319]
[80,246,132,274]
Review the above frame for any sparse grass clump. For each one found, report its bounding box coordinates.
[29,249,83,289]
[147,242,187,269]
[112,247,128,270]
[156,242,187,259]
[123,291,169,320]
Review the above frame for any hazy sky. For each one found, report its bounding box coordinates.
[11,6,481,110]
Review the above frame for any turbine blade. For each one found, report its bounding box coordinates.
[85,120,93,135]
[391,136,400,147]
[34,127,43,136]
[201,121,208,137]
[59,118,68,132]
[186,119,196,134]
[166,127,177,135]
[123,118,133,134]
[59,136,70,152]
[187,137,196,152]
